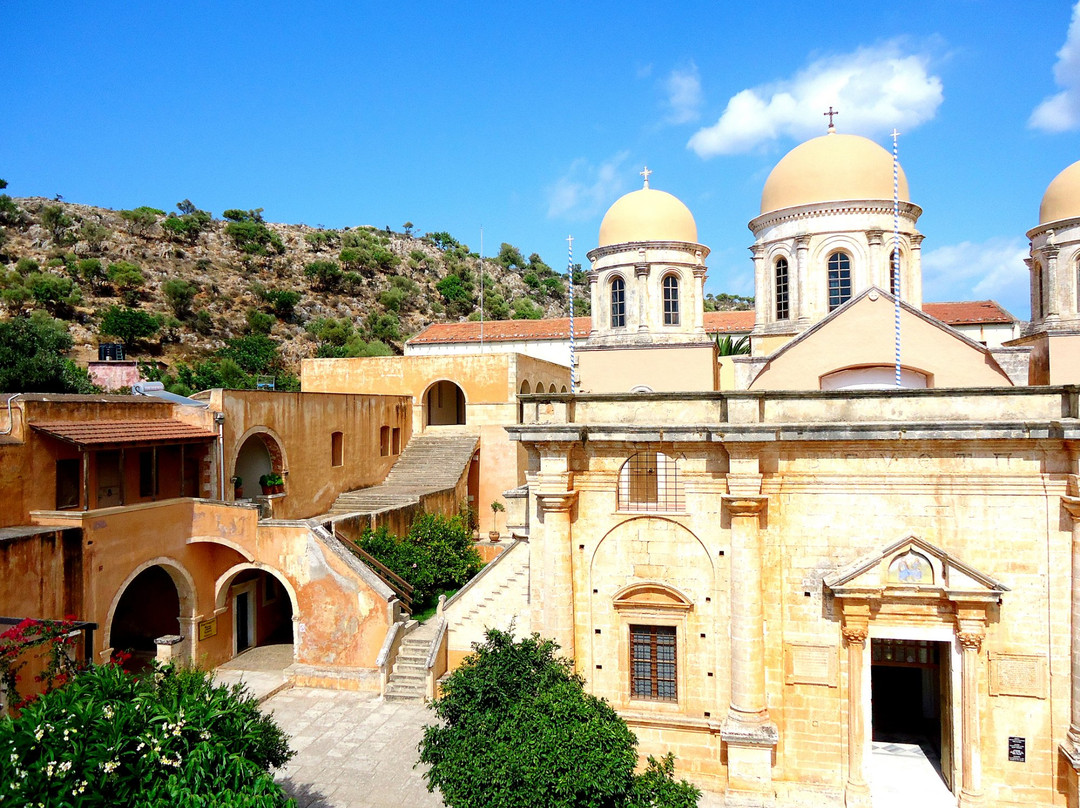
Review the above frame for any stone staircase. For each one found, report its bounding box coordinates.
[329,433,478,516]
[444,539,531,652]
[384,618,442,702]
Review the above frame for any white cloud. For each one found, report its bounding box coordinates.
[1030,2,1080,131]
[688,41,944,156]
[546,151,631,220]
[664,64,703,124]
[921,237,1030,316]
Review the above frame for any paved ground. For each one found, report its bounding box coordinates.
[213,643,293,702]
[871,740,955,808]
[263,688,443,808]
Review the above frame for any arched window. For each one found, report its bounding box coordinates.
[618,451,683,511]
[662,275,680,326]
[827,252,852,311]
[610,277,626,328]
[775,257,789,320]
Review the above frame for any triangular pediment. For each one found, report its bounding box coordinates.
[824,535,1008,598]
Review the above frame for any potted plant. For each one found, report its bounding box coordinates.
[259,473,272,495]
[269,473,285,494]
[232,476,242,499]
[489,500,505,541]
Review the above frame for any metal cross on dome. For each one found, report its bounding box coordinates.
[640,166,652,188]
[825,106,839,130]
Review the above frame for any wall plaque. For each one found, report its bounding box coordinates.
[785,643,837,686]
[989,653,1046,699]
[198,618,218,641]
[1008,736,1026,762]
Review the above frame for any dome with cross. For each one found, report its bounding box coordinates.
[597,168,698,247]
[760,131,910,215]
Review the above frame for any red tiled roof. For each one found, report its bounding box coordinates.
[922,301,1015,325]
[703,310,755,333]
[32,420,217,448]
[408,317,592,345]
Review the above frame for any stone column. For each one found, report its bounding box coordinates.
[750,245,767,333]
[1059,496,1080,804]
[1026,257,1041,325]
[795,235,811,326]
[635,250,650,334]
[693,261,708,335]
[957,627,985,808]
[866,230,883,291]
[1047,246,1061,321]
[909,234,925,307]
[842,622,870,808]
[721,492,777,801]
[530,443,577,659]
[587,270,600,335]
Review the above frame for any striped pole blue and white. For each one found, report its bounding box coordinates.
[567,234,576,393]
[892,130,902,387]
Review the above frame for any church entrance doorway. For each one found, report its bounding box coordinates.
[870,638,955,807]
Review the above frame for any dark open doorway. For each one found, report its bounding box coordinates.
[871,638,953,792]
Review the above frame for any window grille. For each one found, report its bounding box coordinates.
[618,451,683,511]
[631,625,677,701]
[611,277,626,328]
[775,257,789,320]
[828,252,852,311]
[662,275,680,325]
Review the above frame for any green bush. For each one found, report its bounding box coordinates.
[41,205,74,245]
[0,313,97,393]
[161,201,212,243]
[162,278,199,319]
[15,257,40,275]
[419,628,700,808]
[99,305,161,346]
[107,261,145,305]
[120,206,165,236]
[304,260,342,291]
[512,297,544,319]
[218,334,279,374]
[224,214,284,256]
[27,272,81,317]
[246,308,275,335]
[358,513,481,611]
[0,662,293,807]
[261,288,300,321]
[77,220,111,253]
[303,230,339,252]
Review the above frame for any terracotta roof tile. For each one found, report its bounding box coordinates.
[923,301,1015,325]
[32,420,217,448]
[703,310,755,333]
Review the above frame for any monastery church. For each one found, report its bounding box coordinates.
[6,122,1080,808]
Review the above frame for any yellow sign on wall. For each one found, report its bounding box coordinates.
[198,618,218,641]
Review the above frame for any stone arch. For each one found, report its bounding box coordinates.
[519,379,531,395]
[102,556,197,664]
[590,515,714,579]
[214,563,299,657]
[231,426,287,498]
[423,379,467,426]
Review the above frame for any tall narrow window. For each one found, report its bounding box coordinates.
[630,625,677,701]
[379,426,390,457]
[662,275,680,325]
[331,431,344,467]
[610,277,626,328]
[775,257,789,320]
[828,252,852,311]
[391,428,401,455]
[618,452,683,512]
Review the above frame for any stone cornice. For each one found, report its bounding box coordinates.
[721,495,768,516]
[535,490,578,513]
[748,199,923,234]
[587,240,710,262]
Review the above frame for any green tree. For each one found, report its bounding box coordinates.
[161,200,212,243]
[303,230,339,252]
[512,297,544,319]
[403,221,414,236]
[246,307,275,335]
[119,206,165,236]
[76,258,106,293]
[76,220,111,253]
[107,261,145,305]
[26,272,81,317]
[496,242,527,271]
[261,288,301,321]
[0,313,96,393]
[0,193,21,226]
[224,209,284,255]
[419,628,700,808]
[304,259,343,291]
[99,305,160,346]
[365,311,401,343]
[218,334,279,373]
[162,278,199,319]
[40,205,74,245]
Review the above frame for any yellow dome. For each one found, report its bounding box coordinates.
[598,187,698,247]
[760,132,910,215]
[1039,160,1080,225]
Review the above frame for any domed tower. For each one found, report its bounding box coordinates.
[576,172,715,392]
[1027,161,1080,332]
[748,128,924,355]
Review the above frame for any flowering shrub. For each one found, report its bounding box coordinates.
[0,662,294,806]
[0,616,84,712]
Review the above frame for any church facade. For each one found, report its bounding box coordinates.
[503,129,1080,807]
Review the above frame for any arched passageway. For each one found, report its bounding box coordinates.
[233,432,283,497]
[109,566,180,669]
[223,569,294,656]
[425,380,466,426]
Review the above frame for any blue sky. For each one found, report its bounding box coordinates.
[5,1,1080,320]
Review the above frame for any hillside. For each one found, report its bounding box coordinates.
[0,193,752,392]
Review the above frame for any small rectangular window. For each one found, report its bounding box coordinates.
[56,458,80,510]
[379,426,390,457]
[392,427,401,455]
[630,625,677,701]
[138,450,156,498]
[331,431,344,467]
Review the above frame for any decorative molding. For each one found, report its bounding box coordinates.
[535,490,578,513]
[957,631,984,652]
[721,495,768,517]
[842,626,868,645]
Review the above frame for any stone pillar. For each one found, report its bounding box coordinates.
[1047,246,1061,321]
[795,235,811,326]
[1060,496,1080,803]
[750,245,767,333]
[866,230,883,292]
[535,490,577,658]
[721,492,777,802]
[842,622,870,808]
[693,261,708,335]
[909,234,925,307]
[957,627,985,808]
[587,270,599,335]
[635,250,650,333]
[155,634,184,664]
[1026,257,1041,325]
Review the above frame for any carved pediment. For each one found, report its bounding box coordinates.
[613,581,693,612]
[824,535,1008,602]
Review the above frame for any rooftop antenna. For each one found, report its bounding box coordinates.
[891,129,902,387]
[479,226,484,353]
[824,106,839,132]
[567,234,576,393]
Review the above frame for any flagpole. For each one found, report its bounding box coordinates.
[892,129,902,387]
[567,234,576,393]
[479,226,484,353]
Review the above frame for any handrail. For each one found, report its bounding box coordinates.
[333,531,414,609]
[441,539,522,612]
